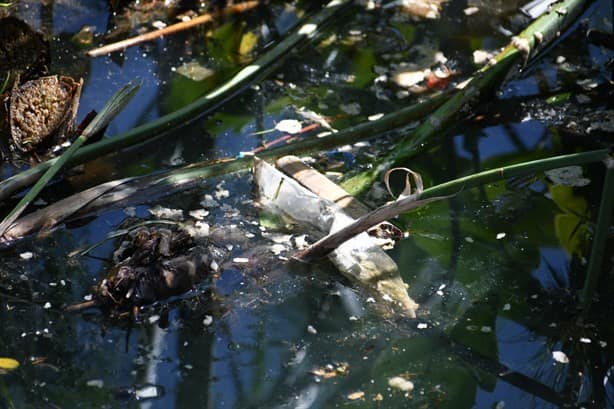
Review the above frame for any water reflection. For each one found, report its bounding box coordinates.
[1,0,612,408]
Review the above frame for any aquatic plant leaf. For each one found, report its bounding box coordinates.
[0,357,19,371]
[549,184,589,256]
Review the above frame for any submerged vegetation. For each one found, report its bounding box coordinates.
[0,0,612,407]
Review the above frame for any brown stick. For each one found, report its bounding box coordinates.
[293,193,450,262]
[87,1,260,57]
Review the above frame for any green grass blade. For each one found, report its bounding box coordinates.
[0,82,140,237]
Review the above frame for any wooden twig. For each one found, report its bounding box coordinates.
[87,1,260,57]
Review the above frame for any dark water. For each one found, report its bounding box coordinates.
[1,1,613,408]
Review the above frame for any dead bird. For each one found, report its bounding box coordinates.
[66,225,227,317]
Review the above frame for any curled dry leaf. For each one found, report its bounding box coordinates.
[8,75,82,153]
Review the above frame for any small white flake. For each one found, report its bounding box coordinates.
[388,376,414,392]
[382,294,393,302]
[148,315,160,324]
[368,113,384,121]
[19,252,34,260]
[83,294,93,301]
[503,303,511,311]
[496,232,506,240]
[463,6,479,15]
[151,20,167,29]
[135,385,160,400]
[233,257,249,264]
[349,316,359,321]
[215,189,230,200]
[552,351,569,364]
[200,194,219,208]
[417,323,428,329]
[599,341,607,348]
[148,205,183,220]
[43,302,51,309]
[210,260,219,272]
[188,209,209,220]
[307,325,317,334]
[203,315,213,326]
[86,379,104,388]
[465,236,474,243]
[366,297,376,303]
[123,207,137,217]
[480,326,492,333]
[579,337,591,344]
[275,119,302,134]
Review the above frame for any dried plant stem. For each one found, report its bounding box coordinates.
[87,1,260,57]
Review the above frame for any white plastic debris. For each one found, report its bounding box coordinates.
[19,252,34,260]
[135,385,160,400]
[275,119,303,134]
[233,257,250,264]
[552,351,569,364]
[496,232,506,240]
[203,315,213,326]
[255,159,419,317]
[307,325,317,334]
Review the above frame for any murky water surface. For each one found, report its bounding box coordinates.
[1,0,612,408]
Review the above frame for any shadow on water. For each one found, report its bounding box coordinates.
[1,0,613,408]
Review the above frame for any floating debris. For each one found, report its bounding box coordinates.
[347,391,365,400]
[86,379,104,388]
[388,376,414,392]
[552,351,569,364]
[310,362,349,379]
[6,75,82,154]
[68,224,226,315]
[19,251,33,260]
[274,119,302,134]
[0,357,19,373]
[0,17,49,87]
[175,61,215,82]
[148,205,184,220]
[545,166,590,187]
